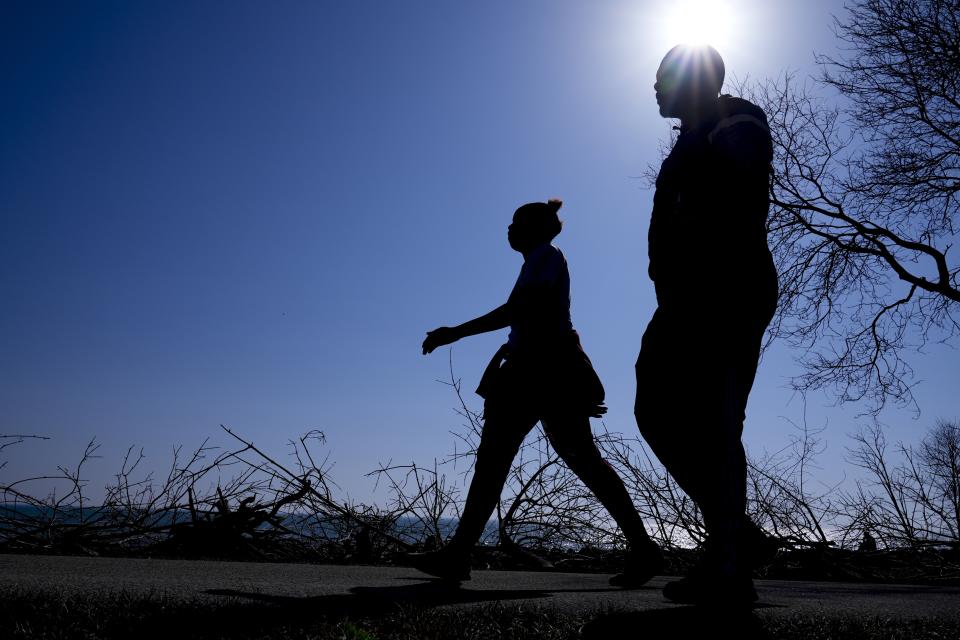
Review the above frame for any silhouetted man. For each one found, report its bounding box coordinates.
[635,45,779,605]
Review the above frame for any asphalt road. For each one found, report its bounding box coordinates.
[2,553,958,623]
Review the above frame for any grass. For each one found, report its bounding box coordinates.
[0,586,578,640]
[2,587,959,640]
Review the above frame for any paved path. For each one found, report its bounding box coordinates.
[2,553,958,623]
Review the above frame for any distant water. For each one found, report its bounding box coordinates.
[0,504,503,543]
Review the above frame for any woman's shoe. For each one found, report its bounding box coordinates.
[608,541,664,588]
[408,548,472,582]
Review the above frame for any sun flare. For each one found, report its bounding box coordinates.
[661,0,736,51]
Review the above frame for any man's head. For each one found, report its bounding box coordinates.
[654,45,725,120]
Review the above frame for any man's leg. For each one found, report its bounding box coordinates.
[634,308,769,602]
[635,366,748,573]
[696,307,777,576]
[696,364,750,575]
[633,309,720,509]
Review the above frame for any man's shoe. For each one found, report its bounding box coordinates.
[662,573,758,607]
[408,548,471,582]
[608,541,664,589]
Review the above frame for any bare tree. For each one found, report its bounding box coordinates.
[0,427,414,559]
[367,459,462,548]
[842,419,960,547]
[742,0,959,410]
[746,421,840,546]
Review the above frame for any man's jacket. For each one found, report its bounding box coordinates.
[648,95,778,309]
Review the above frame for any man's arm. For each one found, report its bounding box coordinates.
[708,110,773,173]
[700,108,775,275]
[422,303,510,354]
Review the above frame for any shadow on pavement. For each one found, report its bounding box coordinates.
[112,579,554,637]
[120,576,788,638]
[206,578,551,614]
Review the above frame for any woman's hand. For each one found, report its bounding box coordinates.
[422,326,461,354]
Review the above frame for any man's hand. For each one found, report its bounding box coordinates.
[422,327,460,354]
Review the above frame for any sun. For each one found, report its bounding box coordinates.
[661,0,736,51]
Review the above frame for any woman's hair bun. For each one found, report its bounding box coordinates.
[546,198,563,213]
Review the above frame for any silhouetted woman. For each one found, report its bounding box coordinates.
[416,199,662,586]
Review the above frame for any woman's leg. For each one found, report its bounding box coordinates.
[541,415,654,547]
[447,402,538,552]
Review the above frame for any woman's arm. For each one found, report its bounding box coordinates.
[422,303,510,354]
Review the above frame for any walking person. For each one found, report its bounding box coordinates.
[415,199,662,586]
[635,45,779,605]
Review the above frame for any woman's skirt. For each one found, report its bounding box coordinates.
[475,331,606,418]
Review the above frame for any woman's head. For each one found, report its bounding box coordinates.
[508,199,563,253]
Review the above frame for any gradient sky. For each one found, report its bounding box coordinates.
[2,1,957,503]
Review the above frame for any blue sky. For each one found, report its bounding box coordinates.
[2,1,957,501]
